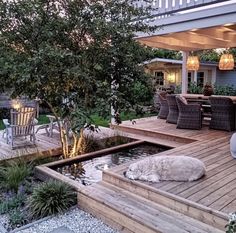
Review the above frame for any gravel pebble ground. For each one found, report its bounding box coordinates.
[0,214,9,231]
[15,208,118,233]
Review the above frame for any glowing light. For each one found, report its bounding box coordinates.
[219,54,235,70]
[103,164,109,170]
[12,99,22,109]
[168,74,175,83]
[187,56,200,71]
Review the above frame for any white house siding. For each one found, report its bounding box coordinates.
[216,70,236,86]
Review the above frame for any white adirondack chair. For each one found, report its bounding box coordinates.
[3,107,37,149]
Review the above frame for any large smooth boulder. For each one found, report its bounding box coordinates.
[230,133,236,159]
[125,155,206,182]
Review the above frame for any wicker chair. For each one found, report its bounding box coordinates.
[166,95,179,124]
[209,97,235,131]
[157,92,169,119]
[176,96,202,130]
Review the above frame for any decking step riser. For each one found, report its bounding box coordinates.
[77,192,160,233]
[112,124,195,144]
[102,172,227,231]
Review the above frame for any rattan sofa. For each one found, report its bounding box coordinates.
[166,95,179,124]
[209,97,235,131]
[176,96,202,130]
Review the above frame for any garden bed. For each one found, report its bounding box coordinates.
[0,135,138,231]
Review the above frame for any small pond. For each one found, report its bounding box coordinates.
[54,143,170,186]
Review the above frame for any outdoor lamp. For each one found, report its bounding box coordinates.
[12,99,22,110]
[187,56,200,71]
[219,54,235,70]
[168,74,175,83]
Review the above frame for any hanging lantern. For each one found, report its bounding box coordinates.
[187,56,200,71]
[219,54,235,70]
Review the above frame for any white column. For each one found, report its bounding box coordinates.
[194,70,197,83]
[181,51,189,94]
[212,67,217,85]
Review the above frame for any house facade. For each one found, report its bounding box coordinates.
[145,58,236,89]
[136,0,236,94]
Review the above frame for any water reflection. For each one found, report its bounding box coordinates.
[56,144,167,186]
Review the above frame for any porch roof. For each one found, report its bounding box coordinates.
[136,2,236,51]
[144,58,218,67]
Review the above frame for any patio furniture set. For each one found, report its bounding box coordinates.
[157,92,235,131]
[2,109,69,149]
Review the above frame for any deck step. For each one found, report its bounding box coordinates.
[112,124,196,145]
[102,170,228,231]
[78,181,224,233]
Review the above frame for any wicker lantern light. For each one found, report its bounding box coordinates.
[219,54,235,70]
[187,56,200,71]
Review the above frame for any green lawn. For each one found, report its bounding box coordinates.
[91,112,156,127]
[0,112,156,130]
[0,114,50,130]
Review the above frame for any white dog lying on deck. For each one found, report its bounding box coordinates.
[125,156,206,182]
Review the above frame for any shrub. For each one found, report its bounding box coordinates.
[104,135,132,148]
[174,85,182,94]
[78,134,102,154]
[0,161,31,192]
[0,193,25,214]
[28,180,76,218]
[188,82,203,94]
[0,108,10,119]
[214,85,236,96]
[9,208,27,228]
[130,79,154,105]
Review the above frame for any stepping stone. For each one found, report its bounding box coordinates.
[49,226,74,233]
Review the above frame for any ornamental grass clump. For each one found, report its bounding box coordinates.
[77,133,102,155]
[0,161,31,193]
[28,180,76,219]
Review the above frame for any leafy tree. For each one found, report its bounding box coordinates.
[229,48,236,57]
[153,48,181,60]
[0,0,157,157]
[197,49,220,62]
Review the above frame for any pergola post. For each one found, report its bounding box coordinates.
[194,70,198,83]
[181,51,189,94]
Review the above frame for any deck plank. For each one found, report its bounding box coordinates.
[114,117,235,215]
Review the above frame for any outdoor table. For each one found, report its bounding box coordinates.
[181,94,236,103]
[181,94,236,127]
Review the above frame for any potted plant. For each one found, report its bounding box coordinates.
[203,83,214,96]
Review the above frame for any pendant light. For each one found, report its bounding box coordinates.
[219,53,235,70]
[187,56,200,71]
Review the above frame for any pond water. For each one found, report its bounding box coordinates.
[55,143,169,186]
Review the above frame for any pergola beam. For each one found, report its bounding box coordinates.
[139,40,200,51]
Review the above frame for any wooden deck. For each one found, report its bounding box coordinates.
[112,117,235,214]
[2,117,235,232]
[75,117,236,232]
[0,128,62,161]
[0,125,145,162]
